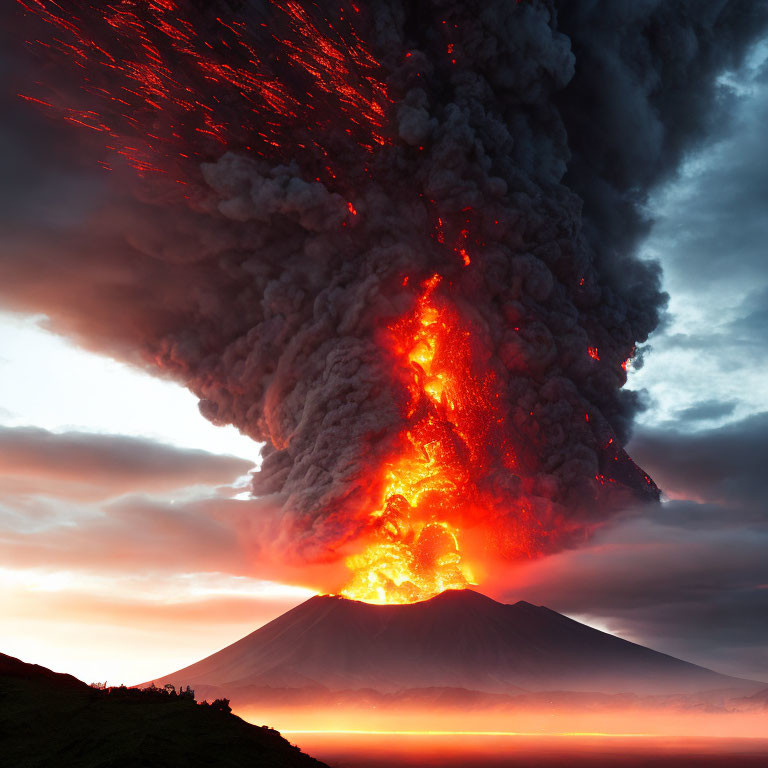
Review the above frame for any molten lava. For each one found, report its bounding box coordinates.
[341,274,512,604]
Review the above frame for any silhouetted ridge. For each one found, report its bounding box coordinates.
[0,652,87,690]
[0,652,327,768]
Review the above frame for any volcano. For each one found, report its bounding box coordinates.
[149,590,760,704]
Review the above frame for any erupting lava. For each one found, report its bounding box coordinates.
[342,274,512,604]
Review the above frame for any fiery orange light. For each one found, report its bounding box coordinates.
[341,274,512,604]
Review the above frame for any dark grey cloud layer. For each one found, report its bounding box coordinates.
[629,29,768,386]
[510,505,768,682]
[507,411,768,681]
[630,413,768,510]
[557,0,768,268]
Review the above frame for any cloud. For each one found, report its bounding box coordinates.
[0,426,254,501]
[17,0,768,565]
[498,503,768,683]
[490,410,768,682]
[628,413,768,511]
[0,494,239,571]
[0,567,312,684]
[557,1,768,271]
[675,399,738,423]
[1,574,310,630]
[1,0,767,689]
[643,77,768,294]
[0,488,346,592]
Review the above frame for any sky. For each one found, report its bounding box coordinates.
[1,7,767,687]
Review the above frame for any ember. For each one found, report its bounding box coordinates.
[17,0,389,180]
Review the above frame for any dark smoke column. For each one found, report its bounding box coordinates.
[195,0,668,560]
[8,0,768,569]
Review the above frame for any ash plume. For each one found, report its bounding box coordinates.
[4,0,767,565]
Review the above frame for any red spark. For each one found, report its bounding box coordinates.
[17,0,392,181]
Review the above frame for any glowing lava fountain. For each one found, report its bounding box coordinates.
[342,274,514,604]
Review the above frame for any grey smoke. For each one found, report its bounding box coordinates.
[3,0,767,562]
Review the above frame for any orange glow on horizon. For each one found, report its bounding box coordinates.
[281,729,655,737]
[239,702,768,743]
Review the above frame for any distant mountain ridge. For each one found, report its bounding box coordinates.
[150,589,762,700]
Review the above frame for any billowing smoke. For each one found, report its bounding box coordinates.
[4,0,767,565]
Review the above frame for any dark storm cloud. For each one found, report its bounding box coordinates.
[630,26,768,308]
[0,426,254,501]
[675,399,737,423]
[646,84,768,291]
[556,0,768,275]
[506,504,768,681]
[502,412,768,680]
[629,413,768,511]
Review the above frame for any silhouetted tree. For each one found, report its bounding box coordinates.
[203,698,232,714]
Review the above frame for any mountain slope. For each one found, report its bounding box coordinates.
[151,589,761,697]
[0,652,327,768]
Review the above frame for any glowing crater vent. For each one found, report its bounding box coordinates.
[342,274,513,604]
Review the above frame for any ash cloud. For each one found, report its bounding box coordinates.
[3,0,767,563]
[556,0,768,265]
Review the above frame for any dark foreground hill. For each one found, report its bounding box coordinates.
[151,589,762,702]
[0,652,327,768]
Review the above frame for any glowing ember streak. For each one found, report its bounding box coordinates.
[342,275,512,604]
[588,346,600,361]
[17,0,391,180]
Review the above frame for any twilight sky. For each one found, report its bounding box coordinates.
[1,9,767,686]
